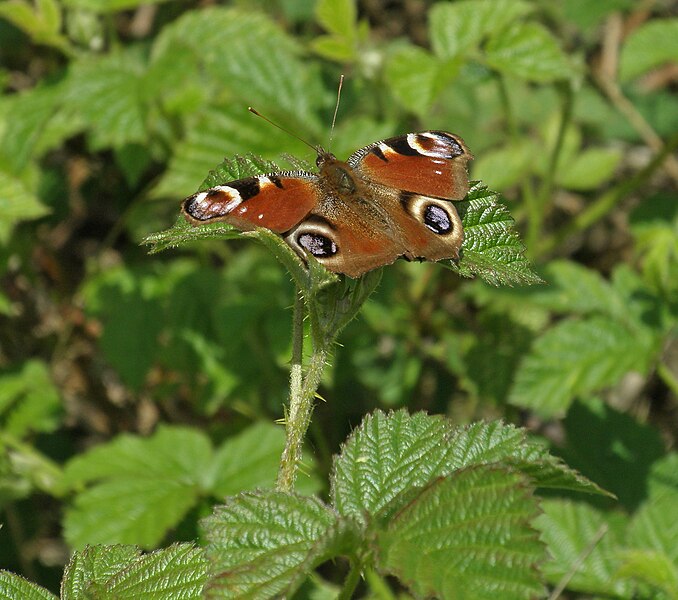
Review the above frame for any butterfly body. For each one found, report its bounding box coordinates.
[182,131,472,277]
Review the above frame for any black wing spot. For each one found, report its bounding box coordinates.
[268,175,284,189]
[424,204,452,234]
[386,136,420,156]
[298,233,338,257]
[370,146,388,162]
[233,178,261,200]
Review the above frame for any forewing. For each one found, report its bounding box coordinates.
[182,172,319,233]
[349,131,473,200]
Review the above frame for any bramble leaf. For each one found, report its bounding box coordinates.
[620,18,678,81]
[446,183,543,286]
[331,410,607,525]
[202,491,356,600]
[430,0,533,59]
[509,315,658,417]
[0,168,49,243]
[0,571,56,600]
[378,467,546,600]
[61,544,207,599]
[536,499,632,596]
[486,21,575,82]
[0,359,61,438]
[63,423,310,548]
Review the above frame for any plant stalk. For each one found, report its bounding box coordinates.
[277,289,331,492]
[337,560,363,600]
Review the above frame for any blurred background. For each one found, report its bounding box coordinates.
[1,0,677,596]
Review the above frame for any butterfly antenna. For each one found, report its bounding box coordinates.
[248,107,318,153]
[328,74,344,152]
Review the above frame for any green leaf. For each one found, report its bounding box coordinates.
[331,411,607,524]
[536,499,632,596]
[509,315,659,418]
[209,421,318,497]
[0,0,70,52]
[486,22,574,82]
[202,491,353,600]
[61,544,207,600]
[0,292,14,316]
[79,266,166,390]
[630,193,678,296]
[648,453,678,499]
[385,45,447,116]
[561,0,636,30]
[617,550,678,599]
[152,104,312,199]
[378,466,545,600]
[61,0,172,12]
[448,420,609,497]
[448,183,543,286]
[61,49,148,150]
[310,35,356,62]
[152,8,323,132]
[308,269,382,345]
[332,410,456,521]
[0,168,49,244]
[311,0,361,61]
[315,0,357,40]
[0,571,57,600]
[143,216,245,255]
[63,426,214,549]
[0,359,62,438]
[557,147,623,190]
[0,84,64,172]
[521,260,630,319]
[620,18,678,81]
[430,0,533,60]
[628,491,678,563]
[61,545,142,599]
[472,140,536,190]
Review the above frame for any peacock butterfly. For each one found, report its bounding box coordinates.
[181,122,473,278]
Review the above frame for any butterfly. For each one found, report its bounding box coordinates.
[181,130,473,278]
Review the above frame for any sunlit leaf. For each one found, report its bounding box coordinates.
[0,571,56,600]
[378,467,545,600]
[486,22,575,82]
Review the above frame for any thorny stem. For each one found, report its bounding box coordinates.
[289,289,304,407]
[337,560,363,600]
[276,289,331,492]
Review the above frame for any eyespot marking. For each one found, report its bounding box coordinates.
[423,204,452,234]
[298,233,338,257]
[184,186,243,220]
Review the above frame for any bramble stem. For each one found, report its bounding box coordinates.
[277,289,331,492]
[337,560,362,600]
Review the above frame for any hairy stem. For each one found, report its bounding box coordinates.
[337,560,363,600]
[277,291,331,491]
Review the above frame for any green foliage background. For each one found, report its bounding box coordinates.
[1,0,678,598]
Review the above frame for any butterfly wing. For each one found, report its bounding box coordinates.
[348,131,473,263]
[182,172,319,233]
[348,131,473,200]
[283,208,408,278]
